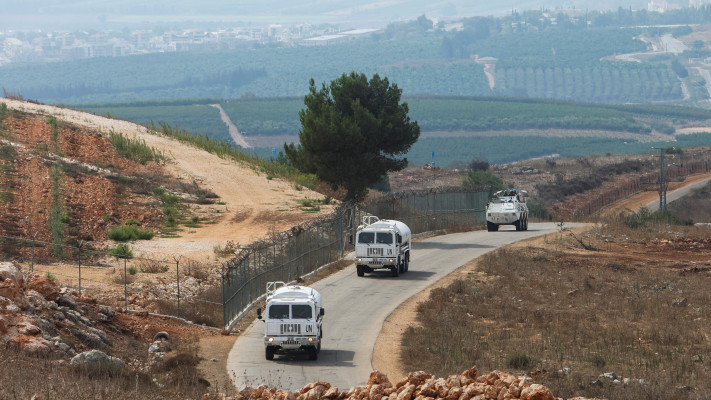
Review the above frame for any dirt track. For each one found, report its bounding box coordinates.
[0,99,334,259]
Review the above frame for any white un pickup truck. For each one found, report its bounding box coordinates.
[257,281,324,360]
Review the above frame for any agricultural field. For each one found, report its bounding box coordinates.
[79,101,231,143]
[75,96,711,166]
[6,13,711,105]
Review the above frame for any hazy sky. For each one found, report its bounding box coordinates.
[2,0,651,31]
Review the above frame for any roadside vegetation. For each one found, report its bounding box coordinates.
[107,131,165,164]
[150,121,318,191]
[0,337,225,400]
[402,214,711,399]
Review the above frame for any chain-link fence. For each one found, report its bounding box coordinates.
[1,188,488,330]
[221,187,488,330]
[0,234,223,327]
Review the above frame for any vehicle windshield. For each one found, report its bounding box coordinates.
[268,304,289,319]
[376,232,393,244]
[358,231,375,244]
[292,304,313,319]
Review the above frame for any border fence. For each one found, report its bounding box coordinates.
[1,187,488,330]
[556,159,711,220]
[221,187,488,330]
[0,234,223,326]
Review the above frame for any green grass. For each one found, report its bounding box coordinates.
[49,166,65,258]
[150,121,317,191]
[107,130,165,164]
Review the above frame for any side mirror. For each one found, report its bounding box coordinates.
[348,234,353,245]
[257,308,262,320]
[320,308,325,316]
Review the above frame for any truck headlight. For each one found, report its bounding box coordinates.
[389,259,395,263]
[356,258,362,262]
[267,337,274,342]
[308,338,313,342]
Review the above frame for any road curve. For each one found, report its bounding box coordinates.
[643,177,711,212]
[227,222,564,391]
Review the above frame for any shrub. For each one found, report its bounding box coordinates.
[106,244,133,259]
[153,187,180,206]
[124,219,142,226]
[622,207,693,229]
[462,170,505,195]
[506,352,533,369]
[138,260,169,273]
[108,225,155,242]
[468,158,490,171]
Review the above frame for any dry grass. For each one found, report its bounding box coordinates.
[402,222,711,400]
[0,337,221,399]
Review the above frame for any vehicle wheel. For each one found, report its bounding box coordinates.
[308,346,318,360]
[356,265,365,277]
[404,258,409,272]
[524,216,529,231]
[265,347,275,361]
[391,265,399,277]
[515,220,522,231]
[398,259,405,273]
[487,221,498,232]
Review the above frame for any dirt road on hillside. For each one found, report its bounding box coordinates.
[1,99,333,259]
[210,104,251,148]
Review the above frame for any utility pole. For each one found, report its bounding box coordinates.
[654,147,667,210]
[642,147,685,211]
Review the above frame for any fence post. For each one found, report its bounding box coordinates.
[175,256,182,318]
[30,231,38,272]
[124,257,128,311]
[77,240,84,295]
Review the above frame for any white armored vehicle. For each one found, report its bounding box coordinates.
[352,216,411,277]
[257,281,324,360]
[486,189,529,231]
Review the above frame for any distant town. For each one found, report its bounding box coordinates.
[0,24,379,66]
[2,0,711,66]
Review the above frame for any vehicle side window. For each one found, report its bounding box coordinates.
[268,304,289,319]
[358,232,375,244]
[292,305,312,319]
[376,233,393,244]
[396,233,402,244]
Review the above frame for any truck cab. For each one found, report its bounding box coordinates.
[257,281,324,360]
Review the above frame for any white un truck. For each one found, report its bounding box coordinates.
[257,281,324,361]
[486,189,529,232]
[352,216,411,277]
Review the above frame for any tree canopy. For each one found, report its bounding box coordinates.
[284,72,420,202]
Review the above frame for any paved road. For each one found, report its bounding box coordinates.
[644,177,711,212]
[226,222,565,391]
